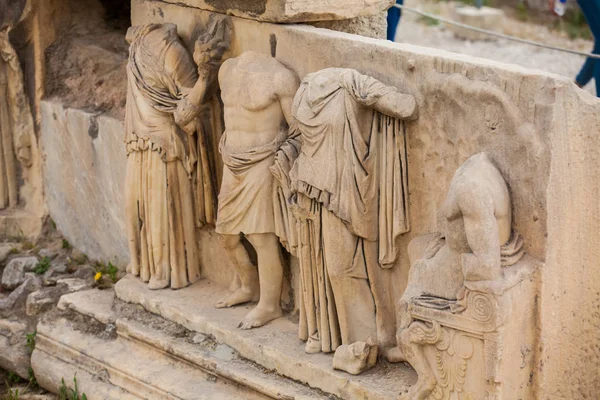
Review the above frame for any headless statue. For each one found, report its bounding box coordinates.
[124,22,227,290]
[386,153,518,396]
[289,68,417,366]
[214,51,300,329]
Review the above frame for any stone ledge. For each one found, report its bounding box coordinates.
[115,275,416,400]
[0,209,44,239]
[33,318,274,399]
[157,0,394,23]
[57,289,116,325]
[33,289,330,399]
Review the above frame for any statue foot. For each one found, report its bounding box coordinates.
[383,346,407,363]
[148,277,169,290]
[305,336,322,354]
[332,341,378,375]
[215,287,259,308]
[238,305,282,330]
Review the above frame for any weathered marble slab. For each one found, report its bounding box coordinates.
[157,0,394,23]
[114,275,417,399]
[38,2,600,397]
[34,288,376,399]
[40,101,129,265]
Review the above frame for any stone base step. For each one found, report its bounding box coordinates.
[114,275,416,400]
[32,289,330,399]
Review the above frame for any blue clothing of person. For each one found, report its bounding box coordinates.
[575,0,600,96]
[387,0,403,41]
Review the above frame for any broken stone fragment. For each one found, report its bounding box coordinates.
[0,243,19,264]
[25,283,68,316]
[1,256,39,290]
[0,318,31,379]
[332,339,378,375]
[57,278,93,293]
[0,276,41,318]
[42,263,69,286]
[38,248,59,260]
[192,333,208,344]
[0,319,27,337]
[71,264,95,280]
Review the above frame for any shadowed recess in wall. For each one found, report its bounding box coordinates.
[206,0,267,15]
[0,0,28,30]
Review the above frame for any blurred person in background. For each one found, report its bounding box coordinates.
[387,0,403,41]
[551,0,600,96]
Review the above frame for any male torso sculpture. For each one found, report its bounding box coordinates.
[397,152,513,307]
[387,153,524,397]
[215,51,300,329]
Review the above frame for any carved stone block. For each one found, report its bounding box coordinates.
[403,260,539,399]
[156,0,394,23]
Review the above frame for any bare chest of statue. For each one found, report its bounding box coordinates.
[220,57,286,150]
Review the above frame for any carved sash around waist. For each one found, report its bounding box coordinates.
[219,129,287,174]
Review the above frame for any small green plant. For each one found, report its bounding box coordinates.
[94,261,120,284]
[106,261,119,283]
[417,15,439,26]
[4,387,20,400]
[27,367,38,390]
[559,8,593,40]
[21,241,35,251]
[33,257,51,275]
[516,2,529,22]
[457,0,490,7]
[6,371,21,386]
[58,375,87,400]
[8,247,19,255]
[4,371,25,400]
[50,218,57,230]
[25,330,36,353]
[71,252,88,266]
[62,239,71,249]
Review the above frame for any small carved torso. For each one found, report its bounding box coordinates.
[443,154,512,253]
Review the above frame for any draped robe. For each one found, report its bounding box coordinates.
[0,31,33,210]
[282,68,410,352]
[124,24,217,289]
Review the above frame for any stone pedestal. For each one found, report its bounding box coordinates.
[32,283,417,399]
[401,255,540,399]
[450,6,504,41]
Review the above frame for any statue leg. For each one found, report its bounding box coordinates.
[383,297,412,362]
[125,153,141,276]
[365,239,396,349]
[239,232,284,329]
[215,234,259,308]
[322,209,376,344]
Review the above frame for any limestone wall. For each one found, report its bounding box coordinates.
[540,86,600,397]
[131,0,553,302]
[40,101,128,264]
[38,1,600,396]
[131,2,600,396]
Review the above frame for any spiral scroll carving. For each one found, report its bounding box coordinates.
[465,291,495,323]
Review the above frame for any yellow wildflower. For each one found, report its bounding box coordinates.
[94,272,102,281]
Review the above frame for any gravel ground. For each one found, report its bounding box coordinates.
[395,1,597,95]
